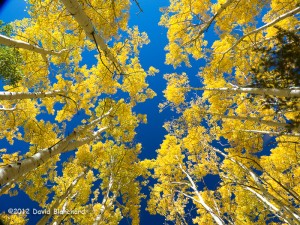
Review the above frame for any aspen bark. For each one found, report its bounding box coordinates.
[51,197,72,225]
[219,114,293,129]
[37,171,86,225]
[0,180,15,195]
[0,127,107,186]
[0,34,66,56]
[0,106,16,111]
[60,0,123,74]
[245,187,292,225]
[0,108,112,186]
[240,129,300,137]
[93,175,115,225]
[208,112,297,130]
[179,164,226,225]
[223,7,300,54]
[191,87,300,98]
[0,90,64,100]
[211,147,300,224]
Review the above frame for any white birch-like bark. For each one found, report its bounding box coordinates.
[0,106,16,111]
[240,129,300,137]
[0,90,64,100]
[0,128,106,186]
[60,0,123,74]
[222,7,300,54]
[37,171,86,225]
[211,147,300,224]
[245,187,291,224]
[0,108,112,186]
[179,164,226,225]
[190,87,300,98]
[0,34,66,56]
[210,113,296,130]
[51,196,73,225]
[93,175,115,225]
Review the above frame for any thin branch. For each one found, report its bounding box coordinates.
[221,7,300,54]
[132,0,143,14]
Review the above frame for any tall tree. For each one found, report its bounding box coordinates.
[0,0,156,223]
[149,0,300,223]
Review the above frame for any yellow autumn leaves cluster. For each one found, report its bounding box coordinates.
[0,0,299,224]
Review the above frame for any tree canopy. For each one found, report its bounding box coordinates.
[0,0,299,224]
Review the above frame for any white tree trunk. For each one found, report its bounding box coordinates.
[51,197,72,225]
[0,90,64,100]
[60,0,123,74]
[245,187,292,224]
[0,127,106,186]
[240,129,300,137]
[209,113,296,130]
[93,175,115,225]
[0,108,112,186]
[191,87,300,98]
[37,171,86,225]
[0,180,15,195]
[179,164,226,225]
[212,147,300,224]
[223,7,300,54]
[0,34,66,56]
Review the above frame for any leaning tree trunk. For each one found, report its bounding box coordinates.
[37,171,87,225]
[0,108,112,187]
[191,87,300,98]
[0,90,64,100]
[222,6,300,54]
[60,0,124,74]
[0,34,66,56]
[179,164,226,225]
[212,147,300,224]
[93,174,115,225]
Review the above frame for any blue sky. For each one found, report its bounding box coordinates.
[0,0,205,224]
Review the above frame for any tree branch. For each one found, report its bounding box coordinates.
[0,34,67,56]
[60,0,124,74]
[0,90,64,100]
[222,7,300,54]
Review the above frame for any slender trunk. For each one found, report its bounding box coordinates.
[0,34,66,56]
[0,108,112,186]
[240,129,300,137]
[245,187,291,224]
[60,0,123,74]
[212,147,300,224]
[202,0,234,33]
[210,113,294,130]
[37,171,86,225]
[51,197,72,225]
[0,90,64,100]
[93,175,115,225]
[179,164,226,225]
[223,7,300,54]
[190,87,300,98]
[184,0,234,45]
